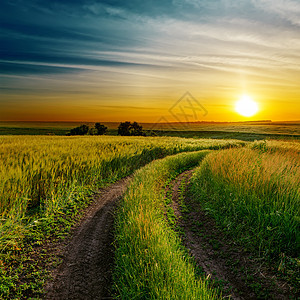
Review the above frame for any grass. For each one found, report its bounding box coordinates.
[0,135,242,298]
[190,141,300,287]
[0,136,241,244]
[251,139,300,153]
[3,134,297,298]
[114,150,219,299]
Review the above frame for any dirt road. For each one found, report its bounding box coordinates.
[45,178,129,300]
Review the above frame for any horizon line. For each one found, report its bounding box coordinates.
[1,120,300,124]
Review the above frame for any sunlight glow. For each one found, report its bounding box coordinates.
[235,95,259,117]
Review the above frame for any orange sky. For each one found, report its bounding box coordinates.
[1,74,299,122]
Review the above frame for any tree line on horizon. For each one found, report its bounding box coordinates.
[67,123,108,136]
[67,121,151,136]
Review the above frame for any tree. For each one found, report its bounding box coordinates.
[68,124,89,136]
[68,123,108,136]
[88,127,98,135]
[118,121,144,136]
[130,122,143,136]
[95,123,107,135]
[118,121,132,136]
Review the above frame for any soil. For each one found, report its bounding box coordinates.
[170,170,296,300]
[45,177,129,300]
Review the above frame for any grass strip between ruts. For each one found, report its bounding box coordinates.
[114,150,219,300]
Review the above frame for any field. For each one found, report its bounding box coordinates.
[1,121,300,141]
[0,135,241,298]
[0,135,299,299]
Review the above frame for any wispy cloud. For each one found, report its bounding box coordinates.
[252,0,300,26]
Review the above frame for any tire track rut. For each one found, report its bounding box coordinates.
[45,178,129,300]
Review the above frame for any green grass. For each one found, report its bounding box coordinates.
[1,134,297,298]
[0,135,242,299]
[114,150,219,299]
[190,142,300,287]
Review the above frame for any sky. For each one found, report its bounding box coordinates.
[0,0,299,122]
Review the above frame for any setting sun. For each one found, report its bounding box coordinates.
[235,95,259,117]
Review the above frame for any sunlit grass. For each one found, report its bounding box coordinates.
[251,139,300,154]
[190,142,299,284]
[0,135,242,251]
[0,135,243,298]
[114,150,219,299]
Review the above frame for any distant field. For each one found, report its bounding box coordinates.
[0,121,299,141]
[149,120,300,135]
[0,122,77,136]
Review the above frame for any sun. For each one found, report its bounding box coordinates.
[235,95,258,117]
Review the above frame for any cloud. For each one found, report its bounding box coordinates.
[0,53,157,76]
[0,61,85,75]
[95,105,158,110]
[252,0,300,26]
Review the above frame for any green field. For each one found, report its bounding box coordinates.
[0,134,298,299]
[0,135,242,299]
[1,136,239,246]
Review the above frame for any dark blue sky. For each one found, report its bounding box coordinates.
[1,0,299,121]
